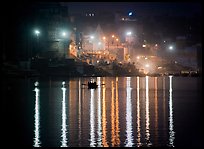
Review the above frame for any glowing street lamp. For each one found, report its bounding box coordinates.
[62,31,68,58]
[168,45,174,50]
[126,31,132,36]
[167,44,176,63]
[62,32,67,37]
[128,12,133,16]
[90,35,94,39]
[34,30,40,36]
[33,29,41,58]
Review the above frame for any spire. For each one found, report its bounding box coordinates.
[95,24,104,40]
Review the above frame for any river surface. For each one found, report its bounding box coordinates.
[2,76,203,147]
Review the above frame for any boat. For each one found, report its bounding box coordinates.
[88,81,98,89]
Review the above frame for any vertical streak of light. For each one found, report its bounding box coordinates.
[102,80,108,147]
[33,84,41,147]
[169,76,175,147]
[69,80,72,141]
[78,79,82,146]
[125,77,134,147]
[90,89,95,147]
[145,76,151,146]
[67,80,70,146]
[111,81,115,146]
[97,77,102,147]
[154,77,158,146]
[115,77,120,146]
[61,83,68,147]
[136,77,142,147]
[163,77,167,141]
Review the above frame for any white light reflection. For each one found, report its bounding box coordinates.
[125,77,134,147]
[90,89,96,147]
[97,77,102,147]
[169,76,175,147]
[61,82,68,147]
[145,76,151,146]
[33,81,41,147]
[136,77,142,147]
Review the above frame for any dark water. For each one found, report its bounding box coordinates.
[2,76,203,147]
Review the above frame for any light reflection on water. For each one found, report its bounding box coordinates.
[32,77,178,147]
[169,76,175,147]
[115,77,120,146]
[154,77,158,146]
[136,77,142,147]
[89,88,95,147]
[102,80,108,147]
[78,79,81,146]
[97,77,102,147]
[145,76,152,147]
[124,77,134,147]
[33,81,41,147]
[61,82,68,147]
[111,80,115,146]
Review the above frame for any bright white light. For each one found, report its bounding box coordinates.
[33,86,41,147]
[61,86,68,147]
[97,77,102,146]
[142,44,146,48]
[126,32,132,36]
[137,56,140,59]
[128,12,133,16]
[62,32,67,37]
[169,46,173,50]
[34,30,40,36]
[169,75,175,147]
[125,77,134,147]
[90,89,96,147]
[98,42,101,45]
[145,64,149,68]
[145,76,151,146]
[90,35,94,39]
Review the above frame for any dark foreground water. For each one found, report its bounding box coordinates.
[2,76,203,147]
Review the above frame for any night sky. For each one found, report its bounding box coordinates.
[64,2,201,16]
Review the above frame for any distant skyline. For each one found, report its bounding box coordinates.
[62,2,202,17]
